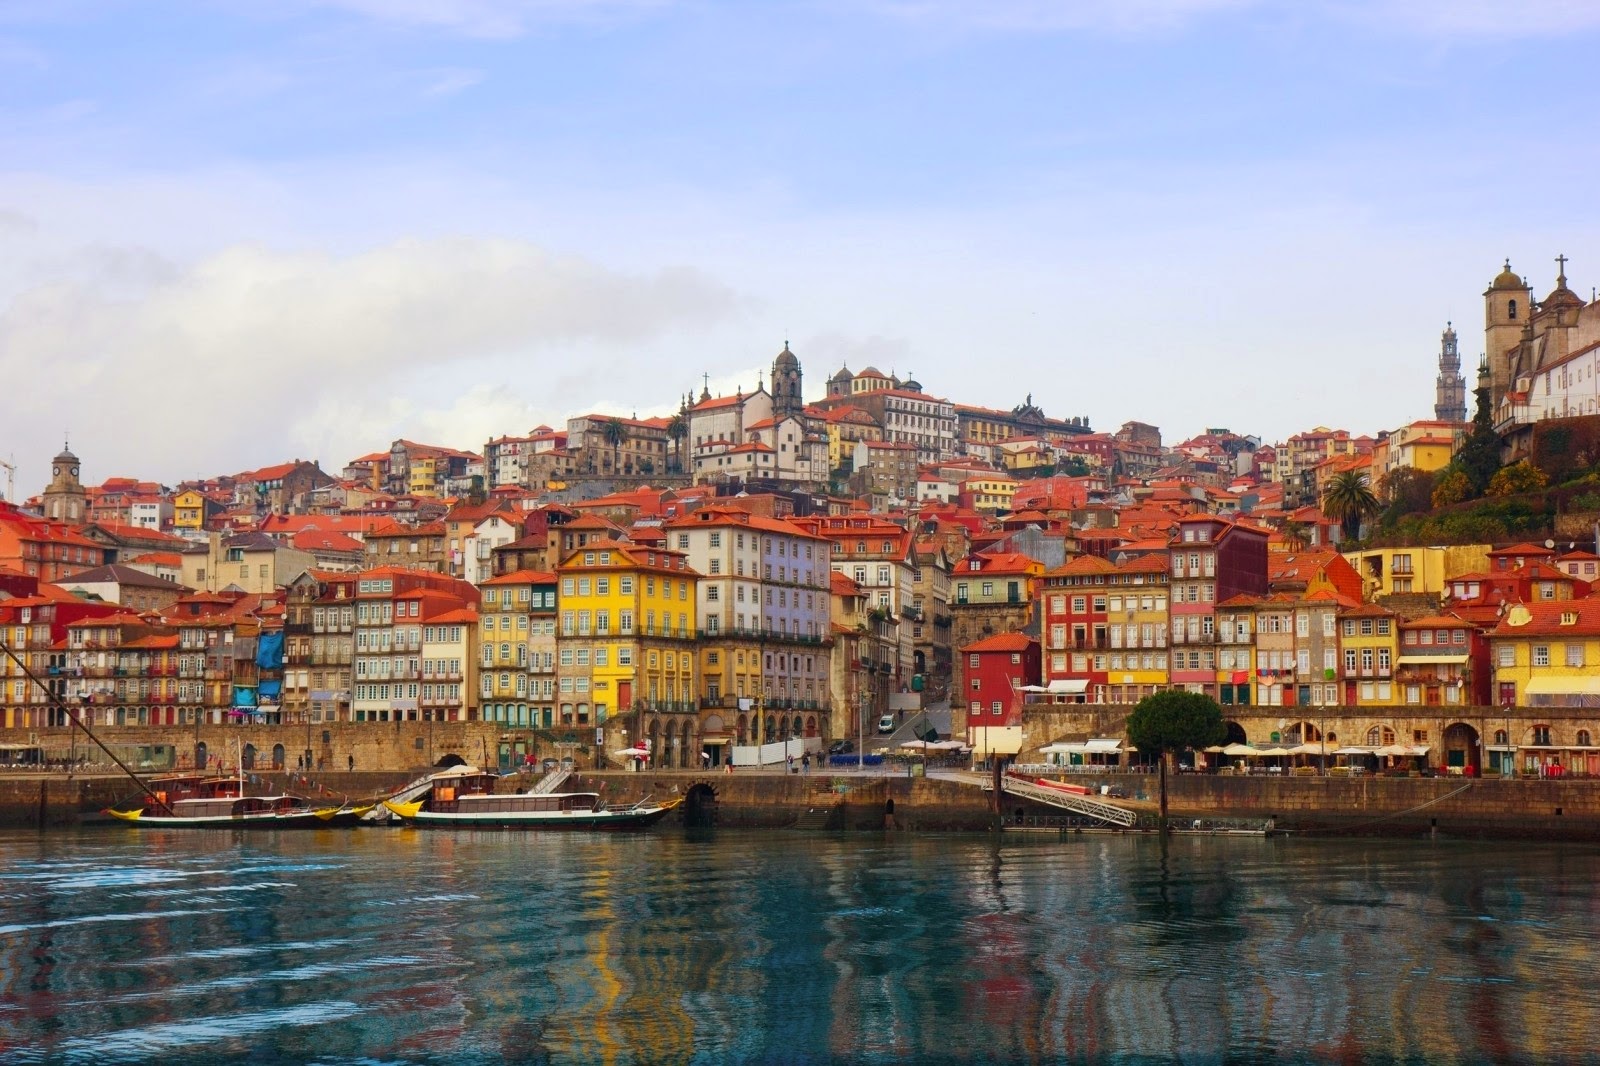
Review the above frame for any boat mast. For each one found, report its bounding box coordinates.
[0,638,169,810]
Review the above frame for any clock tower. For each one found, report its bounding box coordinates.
[41,442,86,524]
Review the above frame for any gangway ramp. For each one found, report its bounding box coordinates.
[533,769,571,794]
[988,776,1137,827]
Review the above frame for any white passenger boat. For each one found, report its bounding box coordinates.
[382,767,679,829]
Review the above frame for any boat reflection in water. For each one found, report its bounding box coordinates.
[105,772,372,828]
[382,766,679,829]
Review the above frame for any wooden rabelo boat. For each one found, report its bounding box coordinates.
[106,772,372,828]
[382,766,679,829]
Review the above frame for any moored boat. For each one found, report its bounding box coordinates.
[106,772,368,828]
[382,766,679,829]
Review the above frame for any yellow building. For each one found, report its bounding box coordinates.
[1108,554,1171,703]
[997,439,1055,475]
[1484,601,1600,726]
[173,490,212,533]
[961,474,1017,513]
[1342,544,1491,599]
[477,569,558,728]
[409,454,438,497]
[1337,603,1398,706]
[420,605,477,723]
[555,540,698,765]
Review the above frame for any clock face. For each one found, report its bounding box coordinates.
[53,466,59,477]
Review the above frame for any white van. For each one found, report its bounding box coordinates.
[877,714,897,735]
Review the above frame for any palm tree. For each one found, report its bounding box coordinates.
[665,413,688,474]
[1323,470,1379,542]
[600,418,628,475]
[1279,519,1309,551]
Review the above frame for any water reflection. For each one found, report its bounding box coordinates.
[1,830,1599,1062]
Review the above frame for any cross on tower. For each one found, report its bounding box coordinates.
[1556,253,1569,283]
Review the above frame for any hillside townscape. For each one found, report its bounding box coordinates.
[4,257,1600,776]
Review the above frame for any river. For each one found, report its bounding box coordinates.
[0,827,1594,1063]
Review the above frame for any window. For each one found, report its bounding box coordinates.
[1566,644,1585,668]
[1533,724,1551,746]
[1533,645,1550,667]
[991,701,1003,716]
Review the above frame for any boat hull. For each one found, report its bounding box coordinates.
[392,801,678,830]
[106,807,369,829]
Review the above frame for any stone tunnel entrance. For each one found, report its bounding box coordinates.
[683,783,718,828]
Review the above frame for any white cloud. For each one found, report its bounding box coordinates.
[419,67,487,97]
[864,0,1600,36]
[0,236,740,486]
[298,0,672,38]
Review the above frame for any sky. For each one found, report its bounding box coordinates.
[3,0,1600,495]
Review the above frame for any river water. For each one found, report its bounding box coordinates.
[0,827,1594,1064]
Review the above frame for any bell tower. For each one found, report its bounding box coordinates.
[772,342,803,419]
[1434,322,1466,423]
[1484,258,1530,408]
[42,441,86,524]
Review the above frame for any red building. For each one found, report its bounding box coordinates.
[1168,515,1269,697]
[1039,555,1115,697]
[962,632,1039,763]
[1397,613,1490,707]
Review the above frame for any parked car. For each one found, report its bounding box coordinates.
[828,739,855,755]
[877,714,897,735]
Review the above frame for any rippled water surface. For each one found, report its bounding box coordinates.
[1,827,1597,1063]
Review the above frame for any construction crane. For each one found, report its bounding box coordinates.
[0,456,13,502]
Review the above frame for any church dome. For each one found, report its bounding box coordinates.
[828,365,853,383]
[774,344,799,369]
[1490,260,1525,291]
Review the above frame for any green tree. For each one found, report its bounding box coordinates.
[1486,460,1548,498]
[1125,690,1227,827]
[1279,519,1309,550]
[1322,470,1380,542]
[665,413,688,474]
[1377,467,1435,520]
[1456,380,1502,495]
[1432,468,1471,508]
[600,417,629,475]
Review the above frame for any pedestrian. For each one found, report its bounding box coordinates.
[802,752,810,774]
[347,754,354,773]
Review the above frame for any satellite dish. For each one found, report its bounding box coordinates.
[1545,539,1556,549]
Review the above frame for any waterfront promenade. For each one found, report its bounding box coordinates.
[9,761,1600,840]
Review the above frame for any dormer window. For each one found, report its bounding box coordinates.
[1561,611,1578,625]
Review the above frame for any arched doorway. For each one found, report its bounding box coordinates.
[805,715,817,738]
[271,743,285,769]
[664,721,678,769]
[764,715,776,743]
[1223,721,1248,745]
[241,743,256,770]
[194,741,207,770]
[684,783,717,828]
[647,718,661,767]
[1443,722,1480,774]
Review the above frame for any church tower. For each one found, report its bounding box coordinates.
[1434,322,1466,423]
[1483,259,1530,409]
[42,442,86,524]
[772,342,803,419]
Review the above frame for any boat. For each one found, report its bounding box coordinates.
[382,766,680,829]
[105,772,371,828]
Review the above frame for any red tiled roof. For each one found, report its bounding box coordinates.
[962,632,1036,653]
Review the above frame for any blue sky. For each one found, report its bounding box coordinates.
[2,0,1599,490]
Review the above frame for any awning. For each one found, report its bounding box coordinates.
[1222,743,1257,756]
[1375,744,1430,757]
[1085,738,1123,753]
[1397,654,1470,665]
[1039,742,1087,754]
[1046,679,1089,694]
[1486,744,1519,752]
[1289,743,1328,756]
[1526,677,1600,696]
[1254,747,1292,757]
[701,735,731,746]
[1333,746,1375,756]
